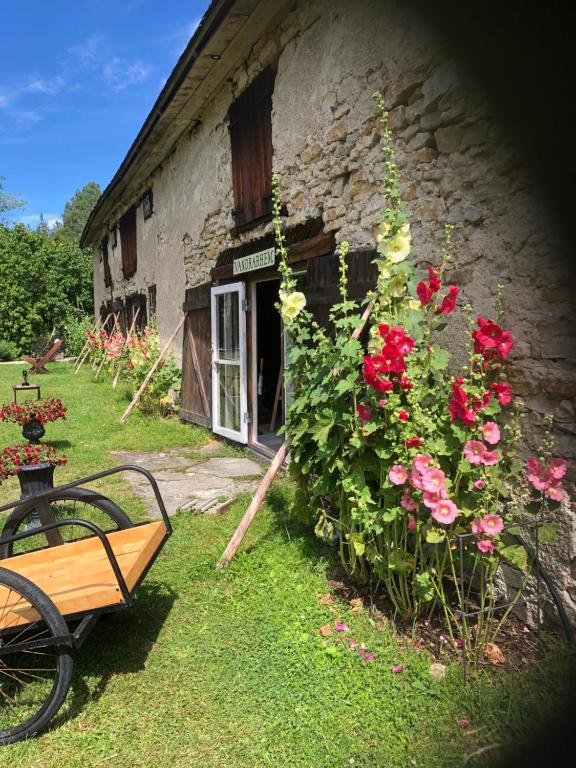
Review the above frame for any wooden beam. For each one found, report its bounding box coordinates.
[185,321,210,417]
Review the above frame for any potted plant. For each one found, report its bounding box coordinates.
[0,443,67,498]
[0,397,67,443]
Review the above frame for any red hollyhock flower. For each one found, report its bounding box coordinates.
[417,281,433,305]
[398,410,410,422]
[472,317,514,359]
[400,375,413,390]
[436,285,459,315]
[405,436,423,448]
[448,383,476,425]
[490,381,512,405]
[363,356,395,392]
[428,267,442,293]
[357,404,372,422]
[378,325,415,357]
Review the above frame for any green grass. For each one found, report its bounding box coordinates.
[0,361,573,766]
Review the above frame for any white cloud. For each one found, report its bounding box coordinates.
[17,213,62,229]
[25,75,67,96]
[70,35,153,92]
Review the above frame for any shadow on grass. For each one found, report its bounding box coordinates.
[48,439,72,450]
[48,581,177,732]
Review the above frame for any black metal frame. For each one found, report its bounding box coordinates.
[0,464,172,649]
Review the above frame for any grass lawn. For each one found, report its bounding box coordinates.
[0,361,573,767]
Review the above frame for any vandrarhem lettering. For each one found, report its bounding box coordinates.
[233,248,275,276]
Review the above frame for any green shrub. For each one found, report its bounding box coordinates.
[0,340,17,361]
[63,313,94,357]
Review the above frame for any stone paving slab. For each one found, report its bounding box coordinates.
[111,447,263,518]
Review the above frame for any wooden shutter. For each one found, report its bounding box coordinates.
[102,237,112,288]
[180,283,212,427]
[126,293,147,332]
[305,250,378,330]
[229,67,274,228]
[119,207,137,277]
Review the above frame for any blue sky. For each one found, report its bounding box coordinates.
[0,0,210,228]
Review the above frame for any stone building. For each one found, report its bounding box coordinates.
[81,0,575,621]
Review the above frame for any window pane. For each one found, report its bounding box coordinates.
[217,292,239,360]
[218,363,241,432]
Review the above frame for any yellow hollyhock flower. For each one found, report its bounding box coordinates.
[407,298,421,311]
[383,233,411,263]
[280,291,307,323]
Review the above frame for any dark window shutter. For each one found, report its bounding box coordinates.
[304,250,378,330]
[102,236,112,288]
[119,207,137,277]
[181,283,212,427]
[229,67,274,229]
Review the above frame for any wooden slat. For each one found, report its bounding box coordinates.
[0,522,166,628]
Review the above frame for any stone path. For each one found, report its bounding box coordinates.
[111,444,264,518]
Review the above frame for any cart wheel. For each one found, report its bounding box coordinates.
[0,487,133,558]
[0,567,73,744]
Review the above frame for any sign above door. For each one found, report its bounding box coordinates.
[233,247,275,276]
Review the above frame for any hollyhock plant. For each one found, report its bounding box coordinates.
[274,93,568,661]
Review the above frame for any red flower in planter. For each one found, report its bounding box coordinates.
[0,444,67,483]
[0,398,67,427]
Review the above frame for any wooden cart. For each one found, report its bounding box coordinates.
[0,465,171,744]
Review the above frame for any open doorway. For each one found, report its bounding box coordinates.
[253,278,284,451]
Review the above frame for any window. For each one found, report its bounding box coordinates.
[229,67,274,230]
[101,236,112,288]
[142,189,153,220]
[119,206,137,278]
[147,284,157,323]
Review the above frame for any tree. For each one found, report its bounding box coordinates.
[0,176,26,224]
[0,224,93,354]
[58,181,101,242]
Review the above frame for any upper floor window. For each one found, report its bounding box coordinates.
[229,67,274,231]
[119,206,137,278]
[142,189,153,220]
[101,236,112,288]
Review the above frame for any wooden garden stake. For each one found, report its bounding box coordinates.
[216,301,373,570]
[119,315,185,424]
[112,307,140,389]
[75,314,111,374]
[94,313,120,380]
[74,317,101,369]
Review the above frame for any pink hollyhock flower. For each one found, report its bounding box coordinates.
[471,519,483,535]
[348,639,358,649]
[477,539,495,554]
[436,285,459,315]
[463,440,487,465]
[481,421,501,445]
[526,457,550,491]
[405,436,423,449]
[421,467,446,493]
[398,410,410,422]
[407,516,417,530]
[431,499,458,525]
[413,454,433,473]
[546,483,568,502]
[549,458,568,480]
[423,490,447,509]
[473,479,484,490]
[490,381,512,405]
[335,623,349,632]
[480,514,504,536]
[378,398,388,407]
[357,403,372,421]
[364,653,376,662]
[391,664,404,673]
[401,490,419,511]
[481,449,500,466]
[389,464,409,485]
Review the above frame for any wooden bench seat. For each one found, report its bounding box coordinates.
[0,521,166,630]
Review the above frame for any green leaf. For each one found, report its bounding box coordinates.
[499,543,528,570]
[538,522,557,545]
[425,528,446,544]
[429,348,451,371]
[352,539,366,557]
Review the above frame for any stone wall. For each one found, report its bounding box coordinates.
[92,0,575,622]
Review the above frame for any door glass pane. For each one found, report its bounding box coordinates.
[217,292,239,360]
[218,363,241,431]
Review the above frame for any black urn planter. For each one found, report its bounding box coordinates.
[21,418,45,444]
[17,462,55,500]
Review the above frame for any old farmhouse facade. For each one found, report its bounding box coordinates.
[82,0,574,587]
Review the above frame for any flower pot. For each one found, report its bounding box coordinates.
[21,418,45,444]
[17,462,55,499]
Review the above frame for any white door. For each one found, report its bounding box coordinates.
[211,282,248,443]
